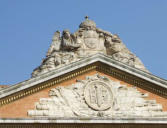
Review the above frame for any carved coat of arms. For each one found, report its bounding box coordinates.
[84,81,113,111]
[28,74,167,118]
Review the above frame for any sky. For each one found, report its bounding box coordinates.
[0,0,167,85]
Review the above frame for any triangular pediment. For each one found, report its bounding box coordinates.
[0,53,167,123]
[27,73,167,118]
[0,53,167,104]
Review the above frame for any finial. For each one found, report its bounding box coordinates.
[79,16,96,28]
[85,16,89,20]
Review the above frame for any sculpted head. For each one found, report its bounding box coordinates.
[52,31,60,41]
[63,29,71,39]
[112,34,121,43]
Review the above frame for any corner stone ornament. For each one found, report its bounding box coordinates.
[84,81,113,111]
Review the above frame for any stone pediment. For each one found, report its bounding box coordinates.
[28,74,167,118]
[0,53,167,108]
[0,54,167,126]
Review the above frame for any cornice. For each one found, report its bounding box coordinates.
[1,117,167,124]
[0,53,167,107]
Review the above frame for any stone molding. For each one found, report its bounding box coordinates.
[0,54,167,107]
[1,118,167,124]
[0,123,167,128]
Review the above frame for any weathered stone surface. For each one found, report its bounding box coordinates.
[31,17,148,77]
[28,74,167,118]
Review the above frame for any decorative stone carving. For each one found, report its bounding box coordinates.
[84,81,113,111]
[46,31,61,57]
[31,17,148,77]
[61,30,80,51]
[28,74,167,118]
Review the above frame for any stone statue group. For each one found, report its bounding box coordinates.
[32,17,148,77]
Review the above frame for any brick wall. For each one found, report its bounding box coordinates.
[0,70,167,118]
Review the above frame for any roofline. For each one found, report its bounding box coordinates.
[0,53,167,99]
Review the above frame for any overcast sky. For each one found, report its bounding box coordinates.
[0,0,167,85]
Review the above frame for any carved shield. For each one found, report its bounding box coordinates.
[84,81,113,111]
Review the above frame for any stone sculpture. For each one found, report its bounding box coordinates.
[32,17,148,77]
[28,74,167,118]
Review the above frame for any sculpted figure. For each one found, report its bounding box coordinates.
[61,30,80,51]
[31,17,148,77]
[46,31,61,57]
[104,34,148,71]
